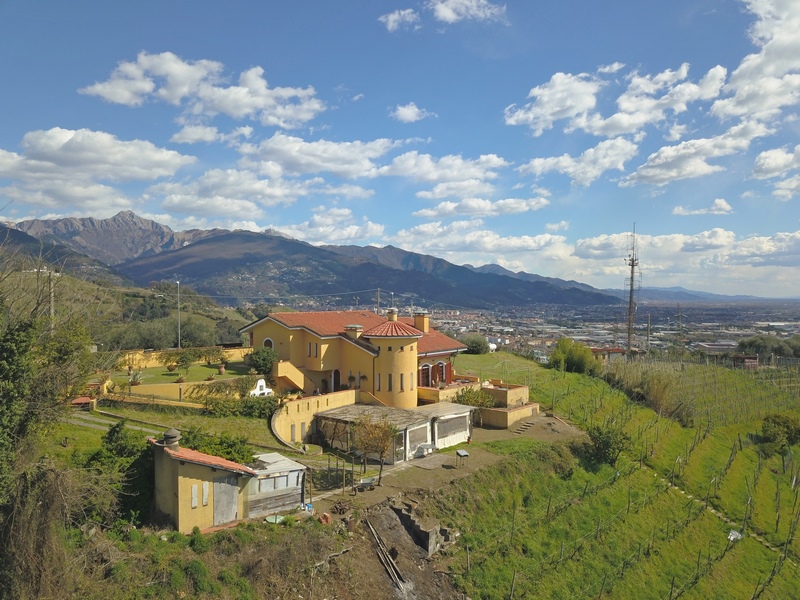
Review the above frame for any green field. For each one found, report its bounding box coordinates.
[434,352,800,598]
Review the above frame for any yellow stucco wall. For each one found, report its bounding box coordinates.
[481,404,539,429]
[176,461,249,533]
[120,347,250,370]
[153,444,250,533]
[153,445,178,525]
[417,381,482,403]
[483,382,530,407]
[271,389,356,446]
[124,381,205,401]
[372,337,419,409]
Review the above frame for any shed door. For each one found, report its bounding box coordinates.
[213,475,239,526]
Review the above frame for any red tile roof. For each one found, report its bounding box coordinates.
[163,445,257,476]
[260,310,466,356]
[363,320,423,338]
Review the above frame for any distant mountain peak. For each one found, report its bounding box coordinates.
[14,211,227,265]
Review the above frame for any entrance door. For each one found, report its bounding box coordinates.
[421,364,431,387]
[332,369,341,391]
[213,475,239,526]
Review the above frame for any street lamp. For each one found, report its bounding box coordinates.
[177,280,181,349]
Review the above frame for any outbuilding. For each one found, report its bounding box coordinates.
[246,453,307,519]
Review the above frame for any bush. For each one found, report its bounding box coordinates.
[248,347,278,376]
[460,333,490,355]
[761,413,800,455]
[189,527,211,554]
[550,338,600,375]
[587,425,630,466]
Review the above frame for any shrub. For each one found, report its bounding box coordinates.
[189,527,211,554]
[761,413,800,455]
[550,338,600,375]
[587,425,630,466]
[460,333,490,354]
[248,347,278,376]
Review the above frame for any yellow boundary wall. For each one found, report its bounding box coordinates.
[271,390,356,448]
[119,347,251,370]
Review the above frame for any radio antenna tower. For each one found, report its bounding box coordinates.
[625,225,641,357]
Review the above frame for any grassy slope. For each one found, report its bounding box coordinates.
[49,351,800,598]
[438,352,800,598]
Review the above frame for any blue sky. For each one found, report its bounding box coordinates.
[1,1,799,297]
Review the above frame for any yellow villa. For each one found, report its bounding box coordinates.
[240,308,467,410]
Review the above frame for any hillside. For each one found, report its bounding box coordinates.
[31,353,800,598]
[0,223,124,284]
[116,230,621,309]
[14,211,226,265]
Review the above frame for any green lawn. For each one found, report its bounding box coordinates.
[96,403,284,450]
[109,359,252,387]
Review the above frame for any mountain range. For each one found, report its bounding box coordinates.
[5,211,756,309]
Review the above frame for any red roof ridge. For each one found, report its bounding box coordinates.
[163,445,256,476]
[363,320,423,338]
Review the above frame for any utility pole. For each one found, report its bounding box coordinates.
[626,225,639,358]
[177,280,181,349]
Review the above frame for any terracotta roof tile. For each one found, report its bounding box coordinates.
[363,320,422,338]
[262,310,466,355]
[164,445,257,476]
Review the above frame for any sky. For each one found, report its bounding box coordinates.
[1,0,799,298]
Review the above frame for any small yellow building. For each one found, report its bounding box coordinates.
[240,308,467,409]
[151,428,256,533]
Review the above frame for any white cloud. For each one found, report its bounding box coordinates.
[0,181,133,214]
[381,151,508,182]
[390,102,437,123]
[320,183,375,199]
[504,72,601,136]
[546,220,569,231]
[712,0,800,121]
[576,65,726,138]
[426,0,507,24]
[393,219,565,254]
[0,127,194,181]
[379,9,420,32]
[598,62,625,75]
[80,52,325,128]
[271,205,385,245]
[753,145,800,178]
[520,137,638,186]
[149,169,313,218]
[626,120,773,186]
[0,127,194,213]
[170,125,220,144]
[416,180,497,199]
[673,198,733,215]
[412,196,548,218]
[773,174,800,200]
[240,132,398,178]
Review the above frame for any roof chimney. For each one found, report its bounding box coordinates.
[386,307,398,322]
[413,310,430,333]
[161,427,181,450]
[345,324,363,339]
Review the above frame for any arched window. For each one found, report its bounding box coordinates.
[437,361,447,383]
[263,338,274,349]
